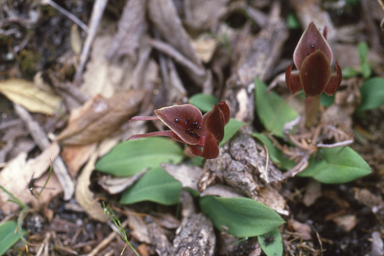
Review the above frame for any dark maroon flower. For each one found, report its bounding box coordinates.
[285,22,342,97]
[285,22,342,127]
[128,101,230,159]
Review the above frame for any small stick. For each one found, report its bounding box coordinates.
[73,0,108,86]
[41,0,88,33]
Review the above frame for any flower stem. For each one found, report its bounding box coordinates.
[305,94,321,127]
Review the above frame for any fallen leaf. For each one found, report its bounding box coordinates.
[0,142,61,213]
[61,143,97,177]
[191,36,218,63]
[161,163,204,191]
[303,179,322,207]
[81,34,134,98]
[127,211,151,243]
[57,90,145,145]
[98,169,148,194]
[332,214,356,232]
[290,219,312,240]
[258,184,289,216]
[106,0,147,61]
[0,79,61,115]
[75,151,109,222]
[199,184,244,198]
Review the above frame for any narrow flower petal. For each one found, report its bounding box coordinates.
[188,145,203,157]
[299,50,331,97]
[203,104,225,143]
[293,22,333,70]
[323,62,342,96]
[200,131,220,159]
[285,64,303,94]
[130,116,160,121]
[217,101,231,125]
[129,130,183,142]
[155,104,204,145]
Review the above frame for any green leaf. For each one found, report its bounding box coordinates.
[361,62,372,79]
[120,167,182,205]
[199,196,285,238]
[320,93,334,107]
[96,137,184,177]
[358,77,384,111]
[357,42,369,63]
[258,227,283,256]
[0,221,26,255]
[286,13,300,30]
[252,133,296,169]
[341,67,360,78]
[220,118,247,146]
[255,78,298,138]
[297,147,371,183]
[189,94,219,112]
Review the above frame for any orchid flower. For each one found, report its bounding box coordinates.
[285,22,342,127]
[128,101,230,159]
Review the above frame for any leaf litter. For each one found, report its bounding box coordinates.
[0,0,384,255]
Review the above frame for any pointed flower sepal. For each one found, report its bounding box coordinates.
[285,22,342,97]
[129,101,230,159]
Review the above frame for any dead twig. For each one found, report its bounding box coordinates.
[74,0,108,86]
[14,104,75,200]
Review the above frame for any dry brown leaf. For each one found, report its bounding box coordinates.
[75,151,109,222]
[127,211,151,243]
[61,143,97,177]
[303,179,322,207]
[0,79,61,115]
[148,0,201,65]
[81,34,134,98]
[184,0,229,30]
[57,90,145,145]
[332,214,357,232]
[98,169,148,194]
[199,184,244,198]
[290,219,312,240]
[258,184,288,216]
[0,142,61,213]
[106,0,147,61]
[191,36,218,63]
[161,163,204,191]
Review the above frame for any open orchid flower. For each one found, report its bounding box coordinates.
[285,22,342,127]
[128,101,230,159]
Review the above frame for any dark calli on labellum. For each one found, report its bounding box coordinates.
[285,22,342,127]
[128,101,230,159]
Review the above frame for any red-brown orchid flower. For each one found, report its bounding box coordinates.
[285,22,342,127]
[128,101,230,159]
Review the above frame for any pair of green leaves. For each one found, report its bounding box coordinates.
[254,78,371,183]
[119,166,283,254]
[0,221,26,255]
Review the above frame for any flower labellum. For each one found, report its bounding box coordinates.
[285,22,342,126]
[128,101,230,159]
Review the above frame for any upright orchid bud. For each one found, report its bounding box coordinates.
[285,22,342,127]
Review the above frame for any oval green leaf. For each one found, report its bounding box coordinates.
[358,77,384,111]
[258,227,283,256]
[252,133,296,170]
[297,147,371,183]
[255,78,298,138]
[0,221,26,255]
[96,137,184,177]
[220,118,247,146]
[199,196,285,238]
[120,167,182,205]
[189,94,219,112]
